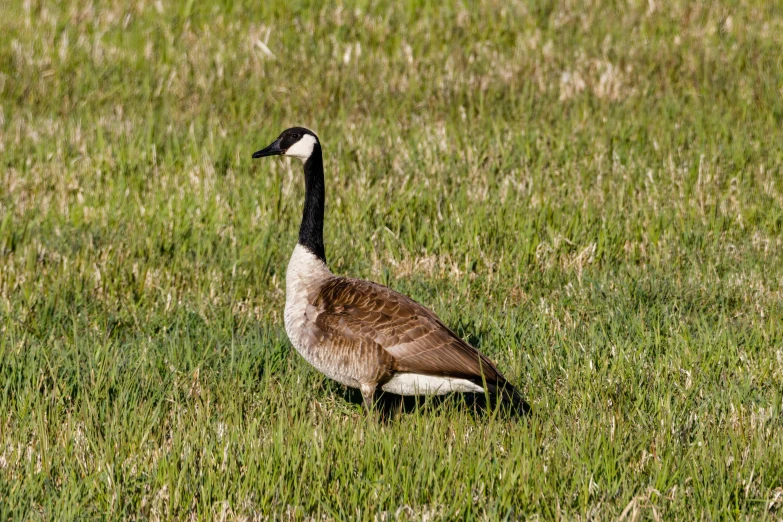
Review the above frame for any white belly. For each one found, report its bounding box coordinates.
[381,373,484,396]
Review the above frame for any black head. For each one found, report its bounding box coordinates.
[252,127,320,162]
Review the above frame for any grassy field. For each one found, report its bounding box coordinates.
[2,0,783,519]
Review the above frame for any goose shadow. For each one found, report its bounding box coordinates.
[340,387,529,421]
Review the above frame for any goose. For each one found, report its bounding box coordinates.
[252,127,530,415]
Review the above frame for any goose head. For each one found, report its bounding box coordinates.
[252,127,320,162]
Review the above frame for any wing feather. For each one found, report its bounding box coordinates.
[312,277,508,385]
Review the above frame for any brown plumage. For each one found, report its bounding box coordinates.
[313,277,529,412]
[314,277,501,380]
[253,127,530,415]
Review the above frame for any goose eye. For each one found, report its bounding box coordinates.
[291,133,300,140]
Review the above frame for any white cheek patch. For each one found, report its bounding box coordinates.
[284,134,317,161]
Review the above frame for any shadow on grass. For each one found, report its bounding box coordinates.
[339,387,531,422]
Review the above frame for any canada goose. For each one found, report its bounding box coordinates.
[252,127,530,415]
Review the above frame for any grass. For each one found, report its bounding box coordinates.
[1,0,783,519]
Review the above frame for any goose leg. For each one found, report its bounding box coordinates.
[360,383,377,413]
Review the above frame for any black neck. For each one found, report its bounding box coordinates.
[298,145,326,262]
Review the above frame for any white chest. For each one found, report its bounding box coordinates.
[283,245,364,388]
[283,244,332,356]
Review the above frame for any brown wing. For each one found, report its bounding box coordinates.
[311,277,508,385]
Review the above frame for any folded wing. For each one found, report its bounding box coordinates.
[311,277,508,386]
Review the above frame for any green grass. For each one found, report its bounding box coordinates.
[2,0,783,519]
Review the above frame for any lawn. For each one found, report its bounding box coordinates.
[1,0,783,519]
